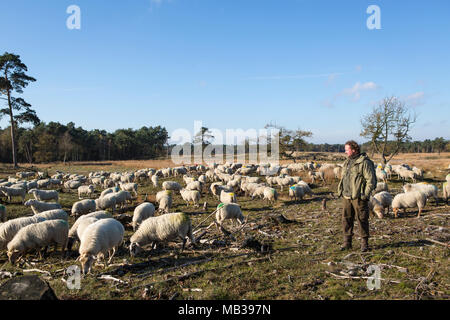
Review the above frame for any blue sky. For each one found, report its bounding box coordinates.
[1,0,449,144]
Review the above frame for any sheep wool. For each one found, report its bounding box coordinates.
[130,212,194,256]
[72,199,97,216]
[67,211,111,251]
[215,203,245,228]
[7,219,69,264]
[35,209,68,221]
[132,202,156,231]
[78,218,124,274]
[392,191,427,218]
[24,199,62,215]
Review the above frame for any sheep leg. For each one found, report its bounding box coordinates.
[107,247,116,264]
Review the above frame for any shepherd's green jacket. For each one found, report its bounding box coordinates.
[337,153,377,200]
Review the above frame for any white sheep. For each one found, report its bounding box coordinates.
[100,186,119,198]
[64,180,83,191]
[289,185,305,202]
[215,203,245,229]
[129,212,195,257]
[94,193,117,213]
[151,175,159,188]
[0,216,46,249]
[403,183,439,204]
[24,199,62,215]
[186,181,203,193]
[162,181,182,192]
[180,189,201,207]
[0,186,26,203]
[392,191,427,218]
[443,181,449,205]
[28,188,59,202]
[262,187,278,204]
[220,190,237,204]
[157,192,172,213]
[7,219,69,264]
[78,218,124,274]
[0,204,6,222]
[78,185,95,199]
[35,209,68,221]
[72,199,97,216]
[369,191,393,218]
[132,202,156,231]
[67,211,112,251]
[114,190,132,209]
[374,182,389,193]
[120,182,138,198]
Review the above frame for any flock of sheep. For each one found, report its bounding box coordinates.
[0,160,449,276]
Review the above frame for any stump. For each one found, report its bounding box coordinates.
[0,275,58,300]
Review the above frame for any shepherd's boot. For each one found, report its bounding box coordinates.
[361,237,370,252]
[340,237,352,251]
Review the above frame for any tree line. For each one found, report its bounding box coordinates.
[0,122,169,164]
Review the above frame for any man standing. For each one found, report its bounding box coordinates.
[337,140,377,252]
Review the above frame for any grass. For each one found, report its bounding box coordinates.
[0,155,449,300]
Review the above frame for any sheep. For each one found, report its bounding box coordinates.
[132,202,156,231]
[35,209,68,222]
[36,179,50,189]
[398,168,417,184]
[78,185,95,199]
[162,181,182,192]
[186,181,203,193]
[296,181,314,196]
[376,168,388,183]
[369,192,393,218]
[114,190,132,209]
[64,180,83,191]
[215,203,245,229]
[180,189,201,207]
[443,181,450,205]
[71,199,97,217]
[392,191,427,218]
[412,167,424,180]
[28,188,59,202]
[67,211,112,251]
[100,186,119,198]
[7,219,69,264]
[151,175,159,188]
[24,199,62,215]
[0,186,26,203]
[262,187,278,204]
[276,176,295,191]
[94,193,117,213]
[78,218,125,274]
[220,190,237,204]
[0,216,47,249]
[198,175,207,185]
[374,182,389,194]
[289,185,305,202]
[120,182,138,198]
[403,183,439,205]
[0,204,5,222]
[129,212,195,257]
[157,193,172,214]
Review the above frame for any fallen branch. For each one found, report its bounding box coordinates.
[325,271,401,284]
[22,268,51,276]
[98,274,128,285]
[425,238,450,247]
[193,208,219,231]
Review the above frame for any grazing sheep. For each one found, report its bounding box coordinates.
[35,209,68,222]
[369,192,393,218]
[376,168,388,183]
[132,202,156,231]
[67,211,112,251]
[100,186,119,198]
[24,199,62,215]
[64,180,83,191]
[7,219,69,264]
[0,186,26,203]
[120,183,138,198]
[0,204,6,222]
[157,193,172,214]
[403,183,439,204]
[296,181,314,196]
[78,185,95,199]
[94,193,117,213]
[78,218,125,274]
[412,167,424,180]
[28,188,59,202]
[0,216,46,250]
[151,175,159,188]
[114,190,132,209]
[186,181,203,193]
[220,190,237,204]
[72,199,97,216]
[277,176,295,191]
[262,187,278,204]
[392,191,427,218]
[215,203,245,229]
[162,181,182,192]
[443,182,450,205]
[287,185,301,201]
[129,212,195,257]
[180,189,201,207]
[398,168,417,184]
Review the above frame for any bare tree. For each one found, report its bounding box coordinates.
[360,96,417,164]
[59,131,74,164]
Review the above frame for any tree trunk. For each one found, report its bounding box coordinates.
[6,88,17,168]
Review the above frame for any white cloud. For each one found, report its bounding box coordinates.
[341,81,378,101]
[405,91,425,107]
